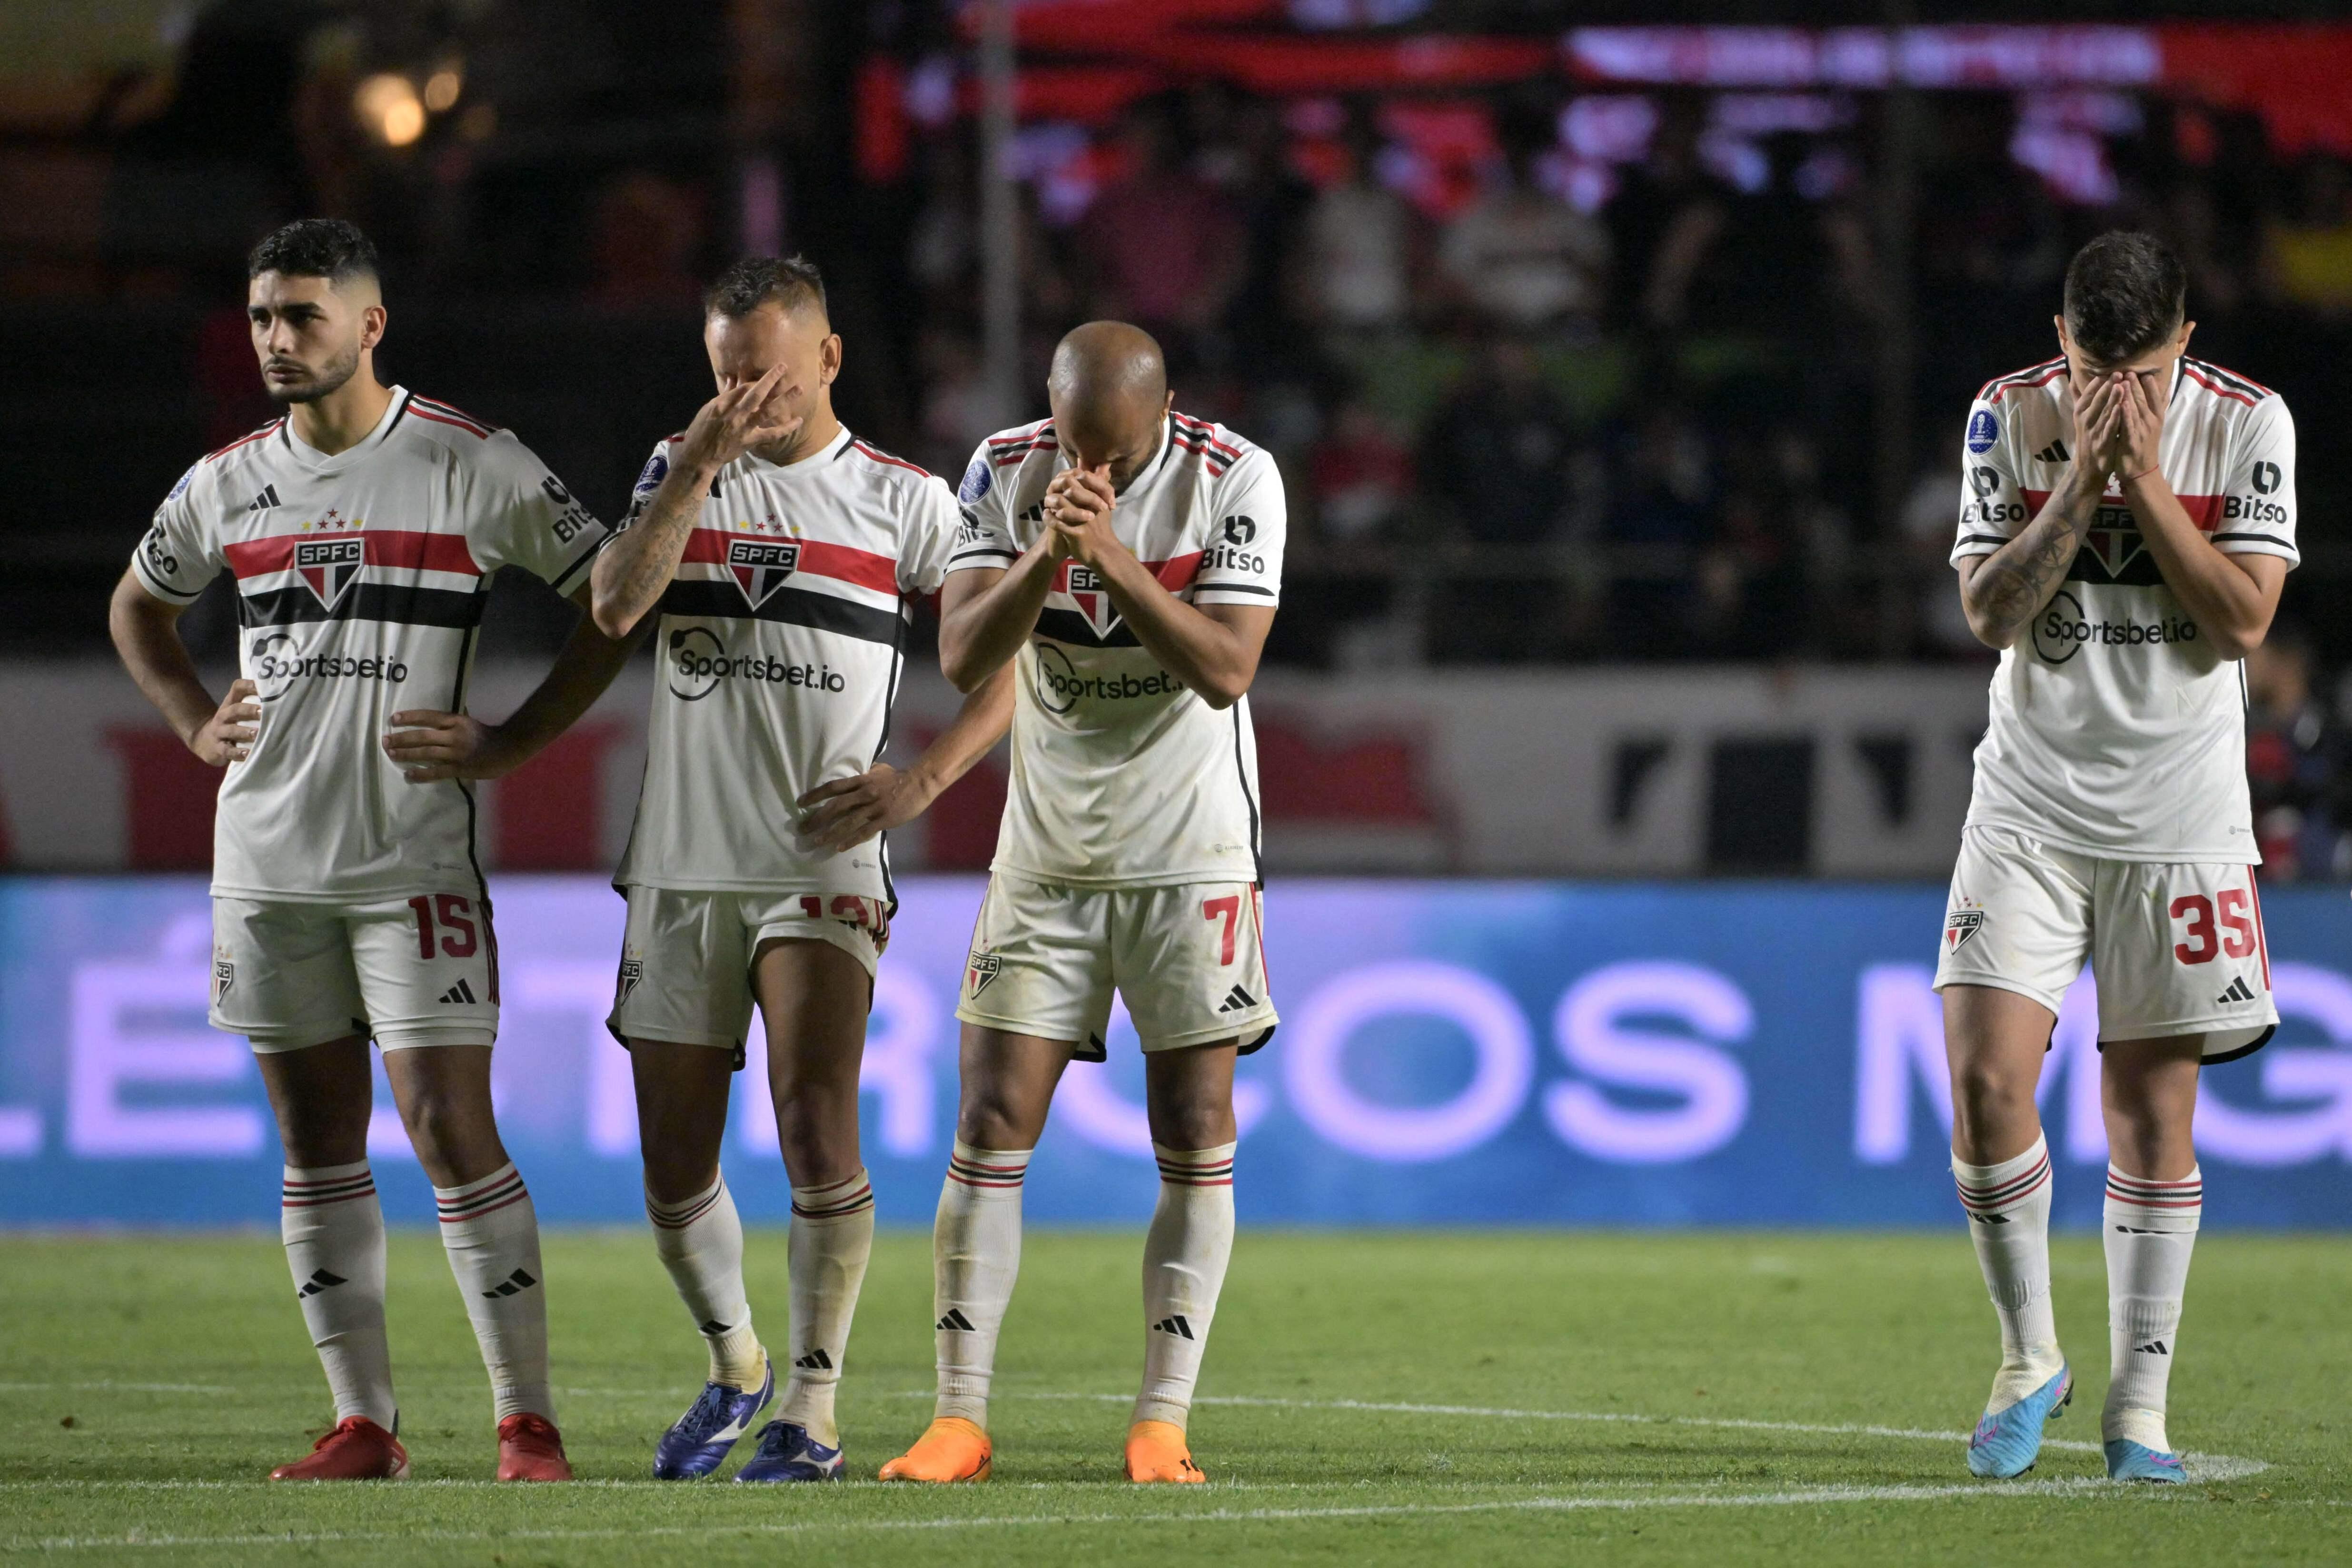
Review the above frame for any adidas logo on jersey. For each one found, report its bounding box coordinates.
[2216,976,2258,1005]
[1151,1315,1196,1340]
[1216,984,1258,1013]
[936,1308,975,1332]
[438,978,479,1005]
[2033,439,2070,465]
[246,483,283,511]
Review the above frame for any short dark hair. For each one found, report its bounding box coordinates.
[704,255,828,321]
[2063,231,2186,364]
[247,218,379,286]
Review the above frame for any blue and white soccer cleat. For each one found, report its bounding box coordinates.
[733,1420,845,1483]
[1967,1364,2072,1479]
[653,1362,775,1479]
[2105,1439,2187,1483]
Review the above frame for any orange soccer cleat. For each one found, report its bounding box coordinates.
[878,1417,992,1482]
[1123,1420,1204,1483]
[269,1416,410,1481]
[496,1413,573,1481]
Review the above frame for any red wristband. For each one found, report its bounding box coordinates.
[2122,465,2160,485]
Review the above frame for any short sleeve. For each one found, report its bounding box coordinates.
[129,463,222,604]
[467,431,611,594]
[1193,446,1285,607]
[2212,396,2298,566]
[612,440,676,536]
[897,475,960,596]
[945,442,1022,576]
[1949,400,2028,565]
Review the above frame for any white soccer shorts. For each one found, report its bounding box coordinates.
[210,891,499,1052]
[605,885,887,1057]
[954,873,1277,1059]
[1933,825,2276,1061]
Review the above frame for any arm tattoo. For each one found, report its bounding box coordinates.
[1967,481,2102,642]
[606,474,705,620]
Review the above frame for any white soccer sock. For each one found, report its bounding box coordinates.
[776,1168,875,1446]
[2103,1163,2202,1451]
[1953,1134,2064,1411]
[932,1140,1031,1427]
[1134,1142,1237,1429]
[646,1175,765,1390]
[434,1163,554,1424]
[280,1162,397,1430]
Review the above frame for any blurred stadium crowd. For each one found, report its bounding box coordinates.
[2,1,2351,873]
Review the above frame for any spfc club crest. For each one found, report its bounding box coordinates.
[1062,562,1120,637]
[1945,907,1985,953]
[727,538,800,608]
[967,952,1001,998]
[293,537,364,610]
[2083,518,2143,577]
[615,956,643,1007]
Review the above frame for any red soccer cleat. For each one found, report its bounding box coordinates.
[496,1413,573,1481]
[269,1416,410,1481]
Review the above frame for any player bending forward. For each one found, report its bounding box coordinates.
[1938,231,2296,1483]
[589,256,1012,1482]
[881,323,1282,1486]
[110,220,635,1480]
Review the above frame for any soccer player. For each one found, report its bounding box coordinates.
[109,219,635,1481]
[588,257,1013,1483]
[1937,232,2295,1483]
[880,322,1282,1486]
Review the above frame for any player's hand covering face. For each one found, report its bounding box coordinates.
[2070,376,2124,480]
[1042,466,1119,566]
[678,362,803,474]
[689,302,840,470]
[2112,370,2171,477]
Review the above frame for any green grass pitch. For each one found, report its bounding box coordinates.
[2,1230,2347,1565]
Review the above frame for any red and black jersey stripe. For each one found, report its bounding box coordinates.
[847,438,930,477]
[988,420,1058,466]
[1975,358,2066,405]
[204,419,285,464]
[408,396,498,438]
[2181,357,2269,408]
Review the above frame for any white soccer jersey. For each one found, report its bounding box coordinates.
[1951,356,2298,861]
[611,427,957,904]
[130,387,611,902]
[949,412,1285,888]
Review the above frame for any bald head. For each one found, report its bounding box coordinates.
[1048,321,1172,489]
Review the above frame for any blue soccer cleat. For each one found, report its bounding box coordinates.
[733,1420,844,1483]
[653,1362,775,1479]
[2105,1439,2187,1483]
[1967,1364,2072,1479]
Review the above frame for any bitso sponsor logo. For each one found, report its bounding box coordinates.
[727,538,801,609]
[1033,642,1180,714]
[294,537,365,610]
[247,632,409,702]
[2030,589,2197,665]
[666,625,847,702]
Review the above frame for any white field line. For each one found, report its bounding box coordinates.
[0,1389,2273,1501]
[0,1383,241,1396]
[987,1390,2275,1484]
[1,1477,2177,1553]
